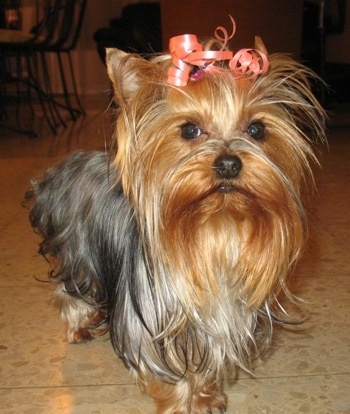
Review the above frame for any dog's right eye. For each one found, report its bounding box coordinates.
[246,121,266,140]
[181,123,202,140]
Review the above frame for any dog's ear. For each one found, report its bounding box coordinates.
[254,36,268,56]
[106,48,162,106]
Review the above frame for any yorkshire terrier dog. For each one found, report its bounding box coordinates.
[28,19,325,414]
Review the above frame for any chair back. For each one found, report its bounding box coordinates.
[34,0,87,51]
[48,0,87,51]
[31,0,61,45]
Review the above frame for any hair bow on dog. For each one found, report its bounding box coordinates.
[167,17,269,86]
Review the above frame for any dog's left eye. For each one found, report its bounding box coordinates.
[247,121,266,140]
[181,123,203,140]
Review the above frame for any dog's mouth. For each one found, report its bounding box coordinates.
[216,183,235,193]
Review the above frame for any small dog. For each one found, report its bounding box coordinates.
[28,19,325,414]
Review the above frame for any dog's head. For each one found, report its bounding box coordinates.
[105,32,325,307]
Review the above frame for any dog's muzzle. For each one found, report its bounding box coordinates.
[214,155,242,193]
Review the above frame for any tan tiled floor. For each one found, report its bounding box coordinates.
[0,97,349,413]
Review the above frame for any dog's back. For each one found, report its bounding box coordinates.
[28,151,115,245]
[27,151,135,341]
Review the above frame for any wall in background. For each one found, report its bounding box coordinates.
[326,0,350,64]
[20,0,349,95]
[161,0,304,58]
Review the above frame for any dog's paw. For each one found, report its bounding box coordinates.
[191,391,228,414]
[67,327,95,344]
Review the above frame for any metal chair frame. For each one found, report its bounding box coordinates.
[34,0,87,119]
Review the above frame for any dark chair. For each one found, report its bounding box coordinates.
[93,2,162,64]
[35,0,87,119]
[0,0,64,135]
[0,0,87,137]
[0,50,38,138]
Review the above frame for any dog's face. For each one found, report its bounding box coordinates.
[106,46,325,307]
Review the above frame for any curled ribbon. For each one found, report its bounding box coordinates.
[167,17,269,86]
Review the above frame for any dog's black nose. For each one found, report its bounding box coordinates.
[214,155,242,179]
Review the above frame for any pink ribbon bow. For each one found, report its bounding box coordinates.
[167,17,269,86]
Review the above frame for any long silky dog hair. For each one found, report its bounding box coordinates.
[28,27,326,413]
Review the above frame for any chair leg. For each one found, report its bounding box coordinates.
[54,50,85,120]
[0,86,37,139]
[24,54,35,118]
[66,50,85,115]
[2,52,54,137]
[56,51,78,120]
[38,51,66,128]
[27,51,57,135]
